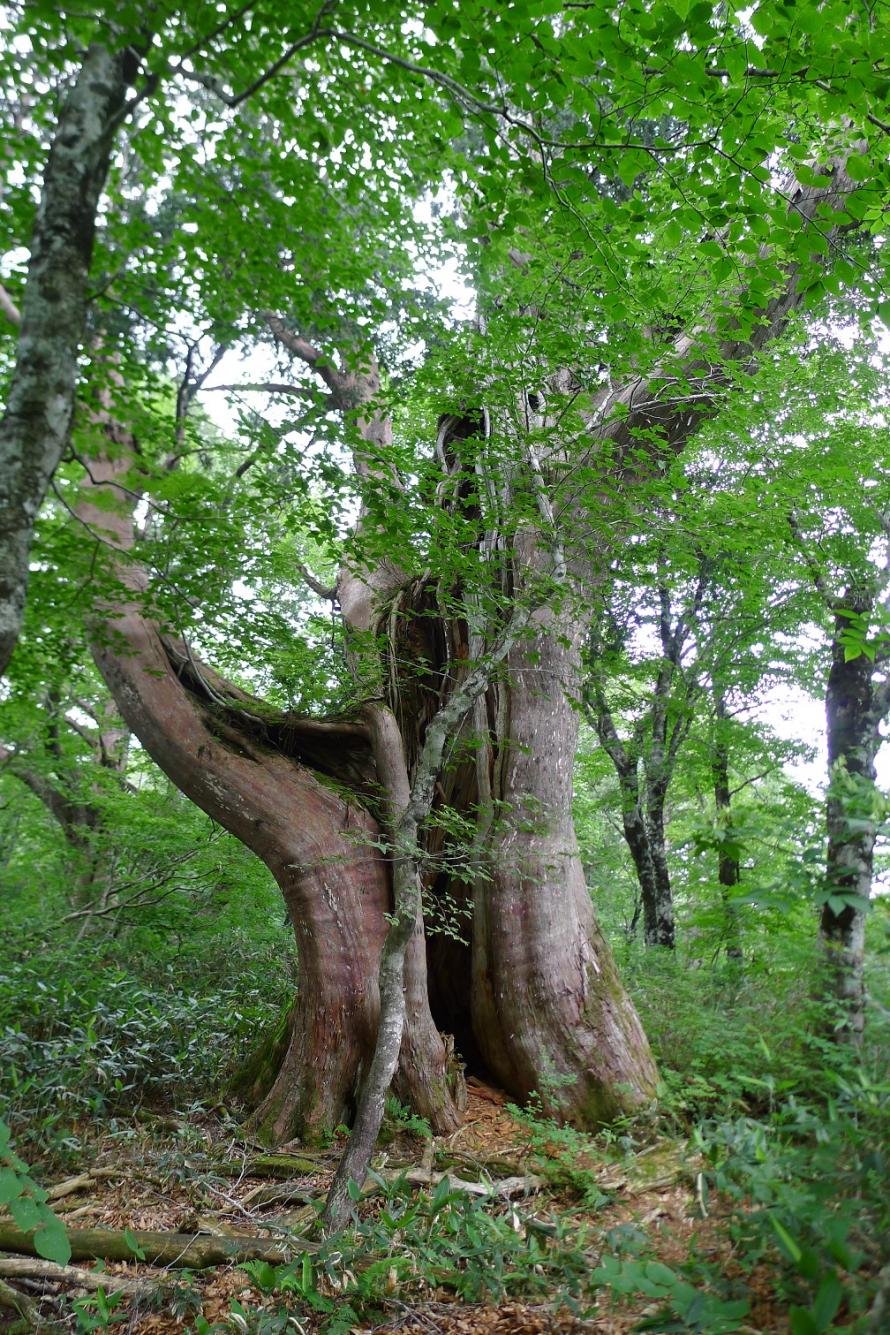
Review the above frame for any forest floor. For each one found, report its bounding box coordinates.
[0,1080,800,1335]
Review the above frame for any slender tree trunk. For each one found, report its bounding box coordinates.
[643,782,675,948]
[821,602,884,1041]
[712,692,742,962]
[586,684,675,949]
[0,42,138,675]
[619,791,661,942]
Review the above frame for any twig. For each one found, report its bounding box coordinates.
[0,281,21,326]
[0,1275,40,1329]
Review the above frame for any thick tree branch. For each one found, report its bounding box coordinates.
[581,155,866,484]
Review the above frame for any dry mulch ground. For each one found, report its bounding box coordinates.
[0,1083,785,1335]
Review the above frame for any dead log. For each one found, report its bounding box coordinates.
[0,1257,153,1297]
[223,1154,330,1180]
[0,1223,316,1268]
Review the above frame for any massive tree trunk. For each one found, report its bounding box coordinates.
[0,42,139,676]
[473,613,658,1120]
[79,457,462,1143]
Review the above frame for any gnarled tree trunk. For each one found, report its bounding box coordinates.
[80,456,462,1143]
[74,154,861,1148]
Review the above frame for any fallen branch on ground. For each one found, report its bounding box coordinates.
[373,1167,542,1198]
[221,1153,329,1179]
[0,1257,155,1297]
[0,1223,317,1268]
[0,1274,41,1330]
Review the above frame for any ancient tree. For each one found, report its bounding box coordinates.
[3,3,887,1154]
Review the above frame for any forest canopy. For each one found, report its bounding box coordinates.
[0,1,888,1332]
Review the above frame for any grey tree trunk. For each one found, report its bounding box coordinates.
[0,43,138,676]
[821,599,886,1041]
[712,691,743,962]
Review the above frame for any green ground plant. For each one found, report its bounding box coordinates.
[0,931,288,1160]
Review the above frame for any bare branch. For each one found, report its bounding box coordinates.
[296,561,337,601]
[0,281,21,326]
[787,509,833,604]
[261,311,348,397]
[202,380,308,397]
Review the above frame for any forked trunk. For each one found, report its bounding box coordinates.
[80,460,462,1142]
[76,152,851,1145]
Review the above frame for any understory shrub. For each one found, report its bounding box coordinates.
[0,936,288,1156]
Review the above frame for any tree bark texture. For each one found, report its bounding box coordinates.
[0,43,137,676]
[472,611,659,1121]
[821,600,886,1040]
[712,691,743,961]
[80,456,461,1144]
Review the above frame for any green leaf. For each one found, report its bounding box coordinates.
[644,1261,678,1286]
[33,1217,71,1266]
[770,1215,802,1264]
[794,164,829,187]
[811,1273,842,1330]
[663,217,683,250]
[10,1196,42,1230]
[123,1227,146,1260]
[845,153,870,182]
[0,1169,24,1204]
[789,1307,820,1335]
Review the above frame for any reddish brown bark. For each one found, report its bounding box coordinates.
[79,459,459,1142]
[472,613,658,1121]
